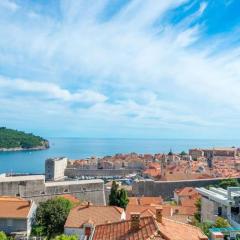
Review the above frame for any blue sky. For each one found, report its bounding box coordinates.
[0,0,240,138]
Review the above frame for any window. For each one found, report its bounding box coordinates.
[218,207,222,216]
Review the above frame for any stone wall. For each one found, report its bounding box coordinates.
[0,176,106,205]
[65,168,140,178]
[132,177,240,200]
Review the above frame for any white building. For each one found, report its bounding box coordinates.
[45,157,68,181]
[196,186,240,228]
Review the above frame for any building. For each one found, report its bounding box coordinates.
[45,157,68,181]
[0,196,36,237]
[64,204,125,239]
[92,207,208,240]
[174,187,199,204]
[189,149,204,160]
[0,174,106,205]
[197,186,240,227]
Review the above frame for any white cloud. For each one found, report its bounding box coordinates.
[0,0,19,12]
[0,76,107,104]
[0,0,240,137]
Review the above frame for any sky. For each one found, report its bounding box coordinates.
[0,0,240,139]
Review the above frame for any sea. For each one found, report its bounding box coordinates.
[0,138,239,174]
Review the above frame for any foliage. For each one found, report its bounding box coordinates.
[109,181,119,206]
[117,188,129,209]
[0,127,48,149]
[33,197,73,239]
[219,178,239,189]
[194,198,201,222]
[53,234,78,240]
[180,151,187,156]
[214,217,230,228]
[109,181,129,209]
[196,221,214,237]
[0,232,7,240]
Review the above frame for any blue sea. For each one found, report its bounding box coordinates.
[0,138,239,174]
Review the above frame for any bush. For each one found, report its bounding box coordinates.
[53,234,78,240]
[33,197,73,239]
[0,232,7,240]
[109,181,129,209]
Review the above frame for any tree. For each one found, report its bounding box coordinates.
[219,178,239,189]
[53,234,78,240]
[0,232,7,240]
[117,188,129,209]
[109,181,129,209]
[194,198,201,223]
[33,197,73,239]
[214,217,230,228]
[109,181,119,206]
[180,151,187,156]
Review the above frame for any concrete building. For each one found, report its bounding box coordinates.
[0,196,36,237]
[0,175,106,205]
[197,186,240,228]
[45,157,68,181]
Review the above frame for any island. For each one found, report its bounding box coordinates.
[0,127,49,152]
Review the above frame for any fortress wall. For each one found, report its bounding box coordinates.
[0,177,106,205]
[65,168,139,177]
[132,177,240,200]
[0,179,45,197]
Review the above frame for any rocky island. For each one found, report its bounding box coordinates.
[0,127,49,152]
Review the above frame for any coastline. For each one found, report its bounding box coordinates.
[0,145,49,152]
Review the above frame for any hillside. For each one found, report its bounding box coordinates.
[0,127,49,151]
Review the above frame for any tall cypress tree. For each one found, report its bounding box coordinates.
[109,181,129,209]
[109,181,119,206]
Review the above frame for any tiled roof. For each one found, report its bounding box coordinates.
[128,197,163,206]
[157,218,208,240]
[175,187,198,197]
[126,205,171,219]
[93,216,162,240]
[0,196,32,219]
[139,197,163,206]
[59,194,80,204]
[64,205,123,228]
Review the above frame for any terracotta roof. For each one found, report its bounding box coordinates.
[157,218,208,240]
[128,197,163,206]
[175,187,198,197]
[0,196,32,219]
[128,197,139,206]
[126,205,171,219]
[93,216,162,240]
[139,197,163,206]
[64,205,124,228]
[59,194,80,204]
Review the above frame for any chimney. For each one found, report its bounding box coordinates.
[156,207,163,223]
[130,212,140,231]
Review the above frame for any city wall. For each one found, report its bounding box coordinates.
[65,168,140,177]
[132,177,240,200]
[0,176,106,205]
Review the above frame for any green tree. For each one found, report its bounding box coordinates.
[53,234,78,240]
[109,181,129,209]
[214,217,230,228]
[194,198,201,223]
[219,178,239,189]
[33,197,73,239]
[117,188,129,209]
[109,181,119,206]
[180,151,187,156]
[0,232,7,240]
